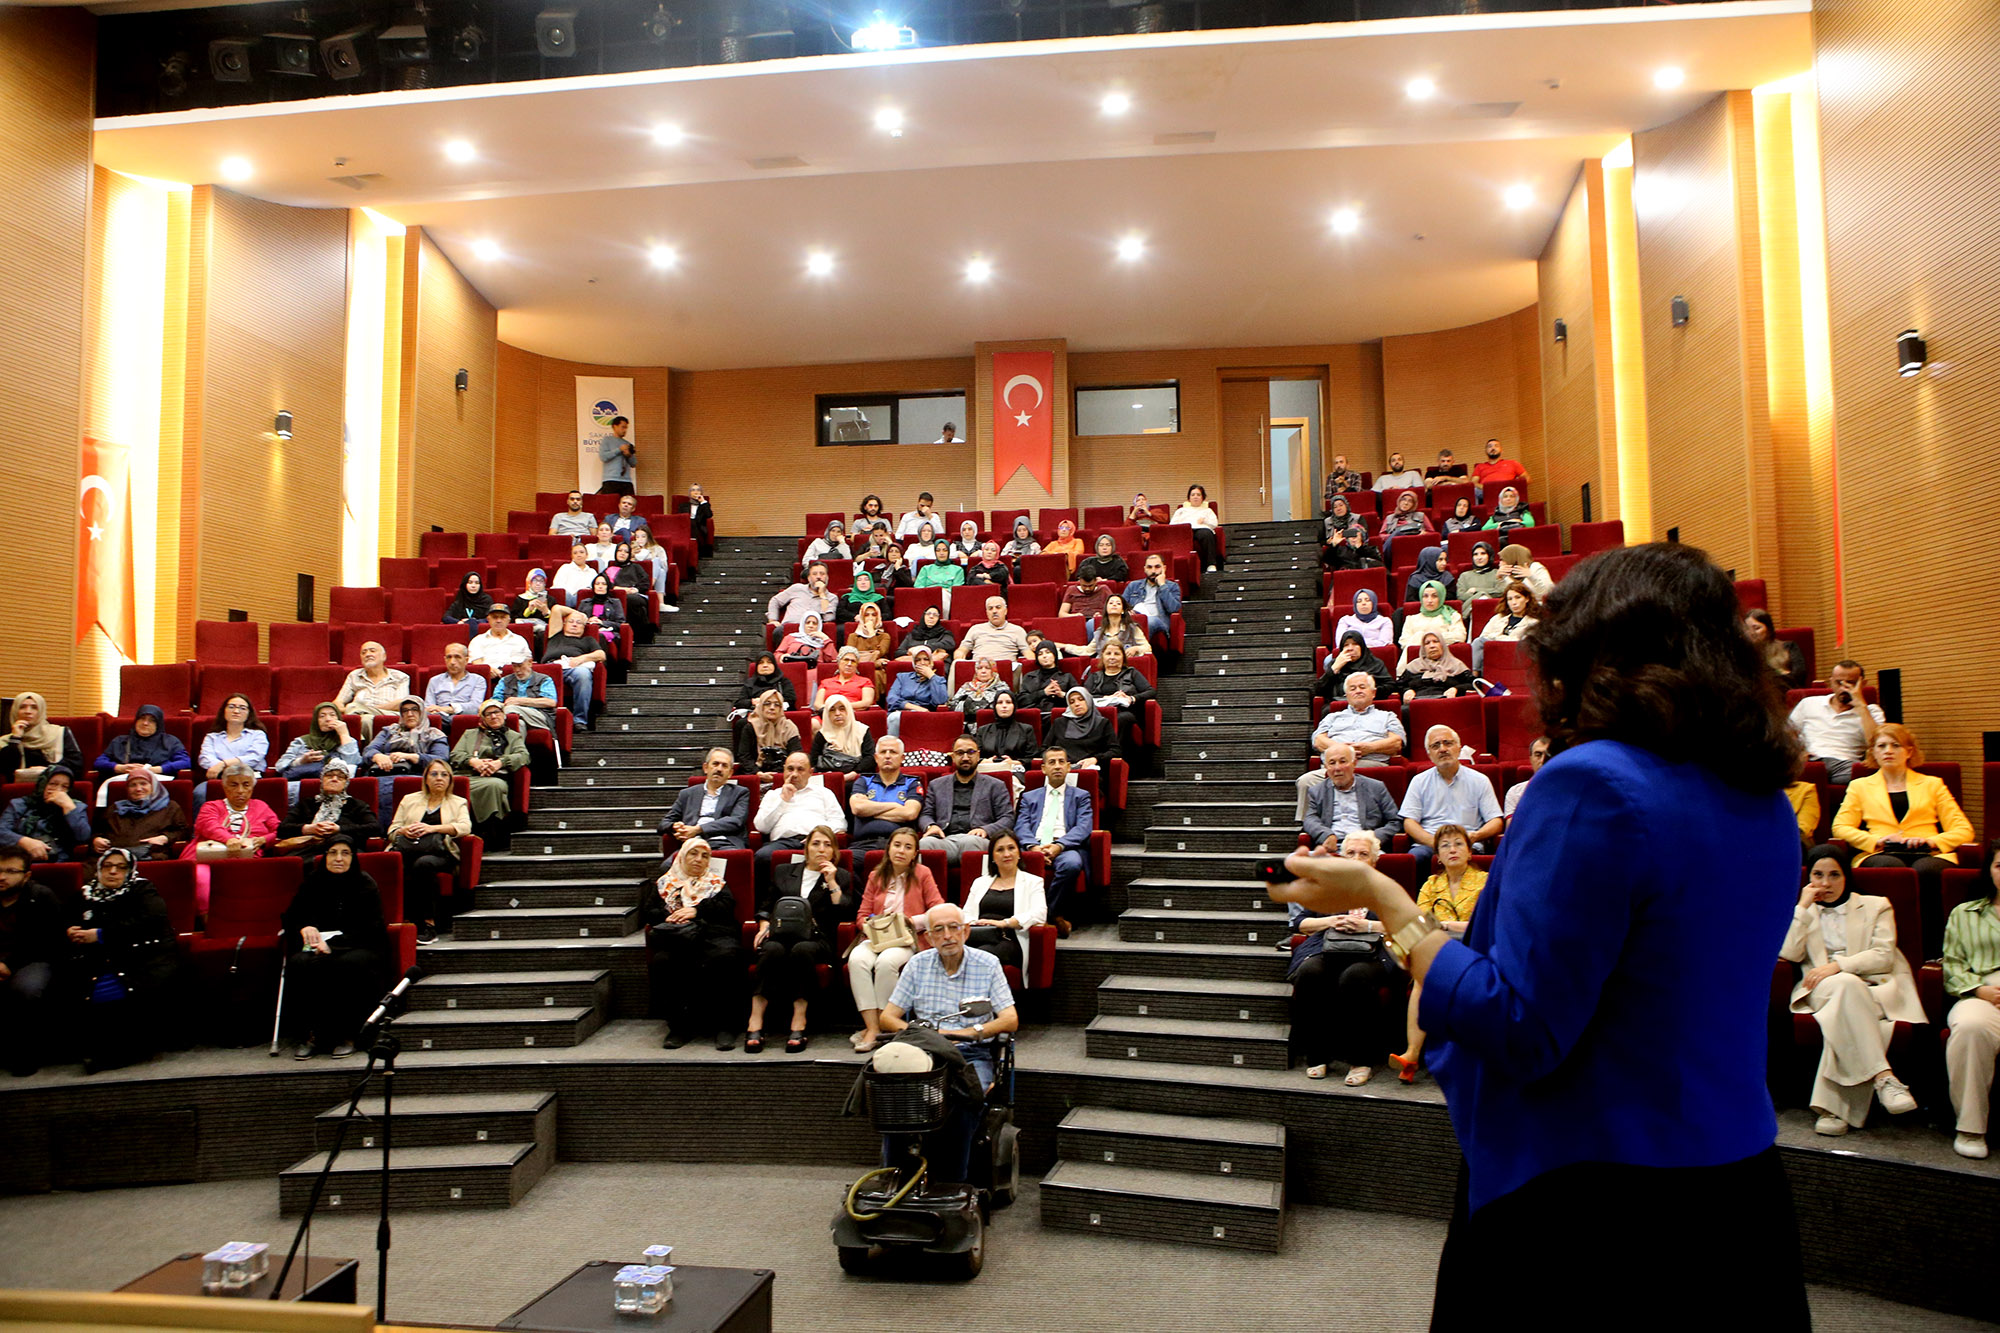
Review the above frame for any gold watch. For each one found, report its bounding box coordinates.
[1383,911,1444,970]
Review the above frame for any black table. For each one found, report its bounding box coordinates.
[498,1261,772,1333]
[117,1253,359,1304]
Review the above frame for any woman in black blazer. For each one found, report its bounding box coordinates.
[747,824,851,1053]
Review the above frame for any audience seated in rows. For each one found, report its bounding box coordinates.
[748,823,851,1053]
[273,704,363,793]
[470,609,534,670]
[1832,724,1973,922]
[1,769,92,862]
[961,830,1047,973]
[1788,660,1883,784]
[335,643,411,735]
[1298,675,1406,815]
[452,700,528,834]
[92,705,189,786]
[364,699,449,824]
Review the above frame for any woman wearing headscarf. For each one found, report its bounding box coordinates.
[578,573,627,648]
[443,571,494,625]
[275,759,381,855]
[804,520,852,563]
[1083,640,1155,758]
[871,543,914,590]
[1441,495,1483,536]
[1403,546,1456,605]
[388,758,472,943]
[1002,516,1042,564]
[1075,534,1130,585]
[1315,630,1395,702]
[897,605,955,658]
[949,519,982,564]
[91,768,191,860]
[733,653,796,718]
[67,847,185,1074]
[451,700,529,828]
[509,569,556,630]
[1481,485,1535,533]
[92,706,190,789]
[844,602,894,692]
[1397,631,1477,700]
[271,703,363,802]
[185,760,279,861]
[1473,582,1542,672]
[951,657,1010,724]
[1044,518,1087,575]
[915,541,964,616]
[1321,523,1386,576]
[361,698,450,826]
[1396,580,1466,670]
[974,691,1039,771]
[1,693,82,783]
[966,540,1013,591]
[610,541,653,597]
[1777,844,1924,1136]
[1048,686,1116,768]
[1322,494,1360,544]
[809,695,876,776]
[838,569,886,625]
[735,691,802,775]
[1454,542,1506,604]
[1376,489,1434,563]
[281,834,391,1059]
[1742,609,1807,690]
[1,769,93,862]
[777,612,836,666]
[638,835,745,1050]
[1019,642,1077,710]
[1334,589,1393,649]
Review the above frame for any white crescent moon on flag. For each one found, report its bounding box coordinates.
[1001,374,1044,410]
[79,475,112,515]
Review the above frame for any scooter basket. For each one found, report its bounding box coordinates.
[866,1067,951,1134]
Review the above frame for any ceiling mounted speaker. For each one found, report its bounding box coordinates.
[536,9,579,57]
[209,38,257,82]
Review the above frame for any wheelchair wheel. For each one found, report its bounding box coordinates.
[947,1217,984,1280]
[837,1245,872,1275]
[991,1124,1020,1208]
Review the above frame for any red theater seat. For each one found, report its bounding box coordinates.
[194,620,260,665]
[273,666,352,716]
[195,665,273,716]
[419,531,469,560]
[1568,520,1624,557]
[119,663,194,715]
[328,586,387,625]
[268,622,332,666]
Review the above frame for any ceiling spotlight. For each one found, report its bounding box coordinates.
[1329,207,1359,236]
[1896,328,1926,377]
[444,139,476,163]
[219,156,253,183]
[649,244,678,270]
[449,22,483,61]
[964,257,993,283]
[1404,76,1436,100]
[806,250,834,277]
[851,11,916,49]
[536,8,579,57]
[1502,183,1534,210]
[471,239,501,262]
[1101,91,1132,116]
[1654,66,1686,90]
[641,3,678,42]
[874,107,905,136]
[652,123,684,146]
[1115,233,1145,262]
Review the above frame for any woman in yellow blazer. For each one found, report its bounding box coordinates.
[1833,724,1972,950]
[388,757,473,943]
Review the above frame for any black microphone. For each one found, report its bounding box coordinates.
[357,967,425,1042]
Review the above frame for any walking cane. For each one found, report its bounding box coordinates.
[268,950,290,1056]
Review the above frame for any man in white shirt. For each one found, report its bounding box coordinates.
[1503,736,1550,823]
[1788,661,1883,783]
[896,492,941,541]
[1373,452,1424,492]
[955,598,1031,661]
[1296,674,1406,816]
[424,643,489,716]
[1401,725,1504,874]
[552,544,597,601]
[467,607,533,669]
[752,751,846,887]
[549,491,596,538]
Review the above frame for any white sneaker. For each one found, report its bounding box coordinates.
[660,603,680,613]
[1874,1073,1918,1115]
[1954,1133,1989,1160]
[1813,1113,1848,1136]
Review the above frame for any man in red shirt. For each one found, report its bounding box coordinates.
[1471,438,1530,502]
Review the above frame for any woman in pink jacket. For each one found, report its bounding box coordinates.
[846,826,945,1053]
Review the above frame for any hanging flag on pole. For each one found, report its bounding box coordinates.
[991,350,1054,493]
[78,436,138,662]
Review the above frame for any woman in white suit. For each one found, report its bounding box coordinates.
[1780,844,1924,1136]
[960,831,1047,974]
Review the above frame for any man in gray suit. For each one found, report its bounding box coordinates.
[659,747,751,850]
[918,735,1016,868]
[1302,743,1400,853]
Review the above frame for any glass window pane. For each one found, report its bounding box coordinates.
[1076,384,1179,436]
[897,394,966,443]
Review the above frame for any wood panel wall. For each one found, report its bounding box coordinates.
[1381,311,1545,489]
[0,8,92,711]
[492,345,670,520]
[407,229,498,540]
[1815,0,2000,829]
[1537,168,1608,530]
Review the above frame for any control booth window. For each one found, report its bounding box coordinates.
[817,391,968,445]
[1075,383,1179,436]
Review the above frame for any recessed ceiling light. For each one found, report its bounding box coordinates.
[648,244,678,269]
[1115,233,1145,262]
[219,156,252,183]
[1404,77,1436,100]
[1654,66,1686,90]
[444,139,476,163]
[652,124,685,146]
[1502,184,1534,210]
[874,107,905,137]
[806,250,834,277]
[1100,91,1131,116]
[964,257,993,283]
[1132,402,1144,409]
[471,238,501,261]
[1329,207,1360,235]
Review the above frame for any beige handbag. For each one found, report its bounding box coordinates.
[860,911,916,954]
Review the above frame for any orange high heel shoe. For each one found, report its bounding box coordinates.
[1389,1052,1418,1084]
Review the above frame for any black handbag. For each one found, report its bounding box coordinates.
[772,895,813,942]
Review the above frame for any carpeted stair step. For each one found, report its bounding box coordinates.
[1056,1107,1286,1182]
[563,750,713,774]
[450,904,638,941]
[408,969,610,1011]
[1119,908,1288,948]
[501,828,665,858]
[1095,974,1292,1025]
[1151,801,1298,830]
[581,733,730,755]
[1053,932,1290,987]
[393,1004,605,1051]
[480,851,657,883]
[555,767,690,790]
[529,803,675,829]
[1174,680,1319,704]
[1083,1013,1290,1072]
[279,1139,553,1214]
[1161,757,1307,783]
[472,880,639,911]
[311,1091,556,1152]
[1122,878,1286,915]
[1142,825,1302,855]
[1162,716,1302,743]
[1039,1161,1284,1252]
[1124,780,1299,819]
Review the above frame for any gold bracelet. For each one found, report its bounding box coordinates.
[1384,911,1444,970]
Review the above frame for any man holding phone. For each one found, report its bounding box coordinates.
[1787,660,1883,784]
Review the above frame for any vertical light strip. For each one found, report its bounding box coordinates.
[1601,144,1653,541]
[1787,83,1842,645]
[102,178,170,668]
[343,208,399,586]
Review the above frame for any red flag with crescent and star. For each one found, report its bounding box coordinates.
[991,350,1054,493]
[78,436,138,661]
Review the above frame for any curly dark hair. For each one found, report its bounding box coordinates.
[1526,542,1801,792]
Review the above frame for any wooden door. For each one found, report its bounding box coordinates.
[1218,377,1273,523]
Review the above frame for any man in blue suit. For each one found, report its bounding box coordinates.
[658,747,751,850]
[1013,743,1094,937]
[1121,553,1183,641]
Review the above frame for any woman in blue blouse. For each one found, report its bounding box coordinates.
[1275,542,1808,1328]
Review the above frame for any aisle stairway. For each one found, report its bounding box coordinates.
[276,537,799,1212]
[1040,520,1321,1253]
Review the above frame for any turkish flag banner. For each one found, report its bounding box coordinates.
[78,436,138,662]
[991,350,1055,493]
